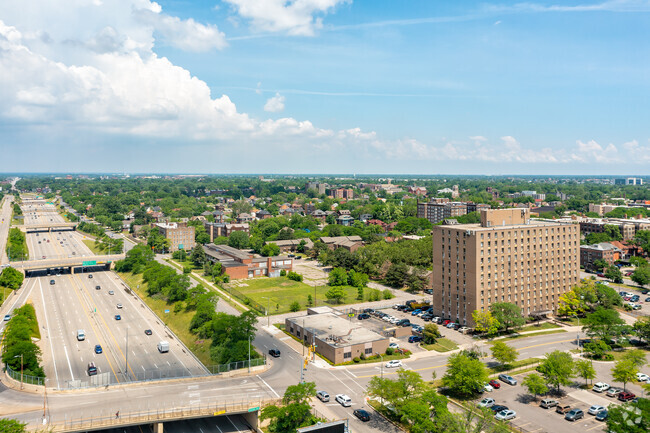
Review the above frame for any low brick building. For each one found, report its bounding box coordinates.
[202,243,293,279]
[580,242,622,271]
[285,311,388,365]
[154,222,195,252]
[203,222,250,242]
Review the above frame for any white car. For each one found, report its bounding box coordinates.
[389,317,400,324]
[592,382,610,393]
[483,383,494,392]
[335,394,352,407]
[588,405,605,415]
[495,410,516,421]
[389,342,400,349]
[636,373,649,382]
[478,398,495,408]
[116,303,123,309]
[382,315,392,322]
[386,360,403,368]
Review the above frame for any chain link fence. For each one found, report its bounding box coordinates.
[227,286,267,314]
[5,365,45,386]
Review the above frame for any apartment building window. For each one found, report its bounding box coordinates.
[343,352,351,359]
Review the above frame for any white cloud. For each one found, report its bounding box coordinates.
[224,0,349,36]
[264,93,285,112]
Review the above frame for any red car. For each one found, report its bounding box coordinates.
[618,391,636,402]
[597,273,605,278]
[443,319,451,326]
[489,379,501,389]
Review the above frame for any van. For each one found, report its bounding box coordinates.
[77,329,85,341]
[87,362,97,376]
[157,341,170,353]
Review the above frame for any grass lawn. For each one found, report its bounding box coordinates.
[422,338,459,353]
[226,277,362,314]
[82,239,107,255]
[558,317,582,326]
[519,322,562,333]
[496,329,567,344]
[117,272,212,366]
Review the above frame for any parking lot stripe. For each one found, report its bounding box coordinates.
[586,424,604,431]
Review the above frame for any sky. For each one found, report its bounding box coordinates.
[1,0,650,175]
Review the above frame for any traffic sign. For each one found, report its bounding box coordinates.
[82,260,97,266]
[248,407,260,412]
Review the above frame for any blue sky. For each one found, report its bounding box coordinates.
[1,0,649,174]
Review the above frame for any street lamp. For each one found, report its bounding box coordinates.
[261,296,270,327]
[13,354,23,389]
[376,352,383,380]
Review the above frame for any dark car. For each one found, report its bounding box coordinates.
[595,410,608,421]
[488,379,501,389]
[269,349,281,358]
[88,274,93,279]
[114,315,121,320]
[618,391,636,401]
[490,405,508,413]
[397,319,411,327]
[357,313,370,320]
[565,409,584,421]
[95,285,101,290]
[50,279,55,285]
[408,335,422,343]
[144,329,152,335]
[94,345,102,354]
[353,409,370,422]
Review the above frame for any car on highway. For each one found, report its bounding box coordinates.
[498,374,517,386]
[592,382,610,392]
[95,285,101,290]
[335,394,352,407]
[540,399,558,409]
[386,360,403,368]
[116,303,123,309]
[478,398,495,408]
[114,314,121,320]
[495,409,516,421]
[353,409,370,422]
[316,391,330,402]
[144,329,152,335]
[606,387,622,397]
[490,405,508,413]
[42,255,46,259]
[50,280,55,285]
[94,345,103,354]
[488,379,501,389]
[565,409,584,421]
[268,349,281,358]
[88,274,93,279]
[588,405,605,415]
[108,290,114,295]
[3,314,11,321]
[618,391,636,402]
[636,373,649,382]
[595,410,608,421]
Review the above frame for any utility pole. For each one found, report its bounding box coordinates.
[248,334,251,373]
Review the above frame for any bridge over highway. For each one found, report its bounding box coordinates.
[18,222,77,232]
[11,254,125,274]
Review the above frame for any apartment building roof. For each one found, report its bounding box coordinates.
[287,313,386,347]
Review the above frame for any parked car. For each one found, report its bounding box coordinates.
[458,326,470,334]
[411,309,421,316]
[540,399,558,409]
[478,398,495,408]
[443,319,451,326]
[588,405,605,415]
[595,410,608,421]
[498,374,517,386]
[488,379,501,389]
[408,336,422,343]
[357,313,370,320]
[389,342,400,349]
[268,349,281,358]
[316,391,330,402]
[386,360,403,368]
[397,319,410,327]
[618,391,636,402]
[335,394,352,407]
[565,409,584,421]
[482,383,493,392]
[592,382,610,393]
[556,405,571,414]
[636,373,649,382]
[491,405,508,413]
[606,387,622,397]
[353,409,370,422]
[495,410,516,421]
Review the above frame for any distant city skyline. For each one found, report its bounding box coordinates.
[1,1,650,174]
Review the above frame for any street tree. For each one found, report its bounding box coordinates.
[0,419,26,433]
[538,350,575,393]
[399,390,449,433]
[442,352,488,398]
[622,349,647,369]
[574,359,596,386]
[605,265,624,284]
[522,373,548,400]
[631,265,650,288]
[490,341,518,367]
[423,324,441,344]
[490,302,525,332]
[471,310,499,336]
[606,397,649,433]
[611,359,638,391]
[261,382,317,433]
[633,316,650,343]
[582,307,625,342]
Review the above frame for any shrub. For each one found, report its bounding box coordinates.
[290,301,301,312]
[173,302,184,313]
[386,347,395,356]
[360,353,366,360]
[382,289,394,300]
[183,266,192,274]
[353,357,360,363]
[287,271,303,282]
[280,269,287,277]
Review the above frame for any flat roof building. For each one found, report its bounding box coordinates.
[432,208,580,326]
[155,222,195,252]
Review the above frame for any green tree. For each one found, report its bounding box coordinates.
[0,267,24,290]
[228,231,249,249]
[521,373,548,400]
[582,307,625,342]
[622,349,647,369]
[631,265,650,288]
[442,352,488,398]
[261,243,281,257]
[611,359,638,391]
[606,397,649,433]
[324,286,346,304]
[423,323,441,344]
[574,359,596,386]
[472,310,499,336]
[289,301,300,312]
[328,267,348,286]
[190,245,205,267]
[490,302,525,332]
[593,259,609,271]
[605,265,624,284]
[633,316,650,343]
[367,369,429,413]
[0,419,27,433]
[260,382,317,433]
[490,341,518,367]
[584,339,611,359]
[538,350,574,393]
[384,262,409,288]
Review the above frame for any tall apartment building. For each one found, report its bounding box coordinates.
[329,188,354,200]
[417,200,490,224]
[155,222,196,252]
[432,209,580,326]
[615,177,643,185]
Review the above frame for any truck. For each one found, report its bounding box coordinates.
[157,341,170,353]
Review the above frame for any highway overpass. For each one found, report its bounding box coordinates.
[18,222,77,233]
[12,254,125,275]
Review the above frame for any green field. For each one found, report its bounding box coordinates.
[82,239,105,255]
[117,272,213,366]
[495,329,567,344]
[226,277,361,314]
[422,338,459,352]
[518,322,562,333]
